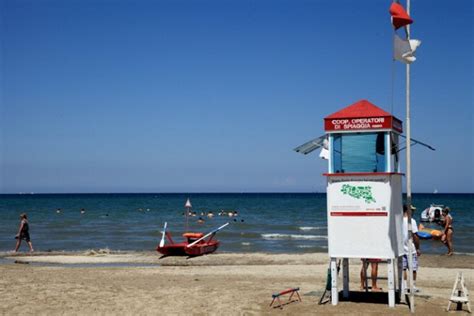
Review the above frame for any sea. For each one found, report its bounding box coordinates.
[0,193,472,255]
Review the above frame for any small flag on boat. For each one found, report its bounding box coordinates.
[389,2,413,30]
[185,198,192,208]
[394,34,421,64]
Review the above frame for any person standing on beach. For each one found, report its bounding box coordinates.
[360,259,382,291]
[441,207,454,256]
[14,213,34,252]
[402,204,420,293]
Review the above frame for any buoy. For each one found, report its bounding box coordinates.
[417,231,432,240]
[430,229,443,239]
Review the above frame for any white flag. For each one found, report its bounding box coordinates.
[394,34,421,64]
[185,198,192,208]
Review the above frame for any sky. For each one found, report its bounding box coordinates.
[0,0,472,193]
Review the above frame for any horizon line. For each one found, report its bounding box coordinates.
[1,192,472,195]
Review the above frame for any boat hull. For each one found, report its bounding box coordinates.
[156,240,220,257]
[156,242,189,256]
[185,240,220,256]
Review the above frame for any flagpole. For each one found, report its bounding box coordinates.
[185,199,190,233]
[405,0,415,312]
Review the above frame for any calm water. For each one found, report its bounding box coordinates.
[0,193,472,254]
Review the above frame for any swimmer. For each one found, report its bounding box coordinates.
[56,208,61,214]
[197,217,205,224]
[207,211,214,218]
[80,208,86,214]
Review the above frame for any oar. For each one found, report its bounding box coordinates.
[159,222,167,248]
[186,222,229,248]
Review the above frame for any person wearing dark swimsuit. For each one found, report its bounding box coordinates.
[14,213,34,252]
[441,207,453,256]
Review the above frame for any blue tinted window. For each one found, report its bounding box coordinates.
[332,133,386,173]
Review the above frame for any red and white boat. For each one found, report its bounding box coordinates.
[156,198,229,257]
[156,231,221,256]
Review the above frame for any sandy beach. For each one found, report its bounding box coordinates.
[0,251,472,315]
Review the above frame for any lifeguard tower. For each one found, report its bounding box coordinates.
[295,99,406,307]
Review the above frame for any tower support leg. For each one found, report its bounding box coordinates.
[331,257,339,305]
[343,258,349,299]
[388,258,395,307]
[397,256,404,302]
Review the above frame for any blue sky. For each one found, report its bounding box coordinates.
[1,0,472,193]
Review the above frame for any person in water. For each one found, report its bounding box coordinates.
[441,207,454,256]
[14,213,34,252]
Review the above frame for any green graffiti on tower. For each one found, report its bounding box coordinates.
[340,184,376,203]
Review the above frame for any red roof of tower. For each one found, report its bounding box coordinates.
[324,99,403,133]
[325,99,391,119]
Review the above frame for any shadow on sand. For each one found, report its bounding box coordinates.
[338,290,398,305]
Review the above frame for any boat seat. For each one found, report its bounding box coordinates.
[183,233,204,239]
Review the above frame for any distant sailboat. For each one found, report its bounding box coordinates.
[433,188,438,194]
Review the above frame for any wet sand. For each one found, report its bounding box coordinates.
[0,252,472,315]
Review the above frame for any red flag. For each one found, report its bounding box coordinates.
[389,2,413,30]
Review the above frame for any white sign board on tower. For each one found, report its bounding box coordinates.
[327,174,403,259]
